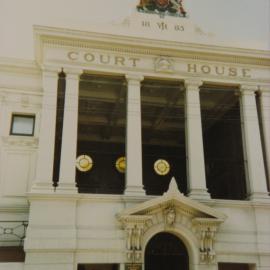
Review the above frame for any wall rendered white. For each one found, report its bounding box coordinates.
[0,0,270,60]
[0,263,24,270]
[0,62,41,206]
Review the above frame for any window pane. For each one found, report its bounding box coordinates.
[11,115,35,135]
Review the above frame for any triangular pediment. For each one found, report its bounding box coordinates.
[117,178,227,264]
[119,178,226,221]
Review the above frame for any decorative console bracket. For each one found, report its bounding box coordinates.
[193,218,224,263]
[118,215,152,263]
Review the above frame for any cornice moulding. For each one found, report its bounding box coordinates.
[0,205,29,213]
[26,192,270,208]
[0,86,43,96]
[2,136,39,148]
[0,57,41,75]
[34,25,270,67]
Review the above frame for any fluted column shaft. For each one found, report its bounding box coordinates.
[258,86,270,190]
[240,84,269,200]
[32,67,59,192]
[125,74,145,196]
[185,79,210,199]
[58,69,81,193]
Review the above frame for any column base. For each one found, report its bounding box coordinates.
[30,182,55,193]
[188,189,211,200]
[125,186,145,196]
[248,192,270,202]
[195,264,218,270]
[56,183,78,194]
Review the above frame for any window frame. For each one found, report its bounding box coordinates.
[10,114,36,136]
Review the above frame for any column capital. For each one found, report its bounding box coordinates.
[125,73,144,84]
[240,84,258,95]
[184,78,203,90]
[64,68,83,78]
[258,85,270,95]
[41,65,62,77]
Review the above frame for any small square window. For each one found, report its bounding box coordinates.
[10,114,35,136]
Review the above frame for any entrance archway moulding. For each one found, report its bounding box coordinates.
[142,220,198,266]
[117,178,227,266]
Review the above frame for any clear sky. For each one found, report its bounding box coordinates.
[0,0,269,59]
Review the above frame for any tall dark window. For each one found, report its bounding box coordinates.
[76,74,126,194]
[53,72,66,187]
[141,79,187,195]
[200,85,247,200]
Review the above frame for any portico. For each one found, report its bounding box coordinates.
[31,26,270,201]
[23,26,270,270]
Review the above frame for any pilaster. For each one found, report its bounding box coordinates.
[57,68,82,193]
[125,74,145,196]
[185,79,210,200]
[240,84,269,201]
[31,67,60,193]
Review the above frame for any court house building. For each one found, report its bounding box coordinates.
[0,1,270,270]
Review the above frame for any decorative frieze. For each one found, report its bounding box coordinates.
[155,57,174,73]
[35,25,270,67]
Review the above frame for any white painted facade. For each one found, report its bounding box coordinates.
[0,1,270,270]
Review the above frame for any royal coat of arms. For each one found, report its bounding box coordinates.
[137,0,187,17]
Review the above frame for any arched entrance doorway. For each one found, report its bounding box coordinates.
[145,232,189,270]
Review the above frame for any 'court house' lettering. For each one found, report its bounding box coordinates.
[67,52,252,79]
[187,64,251,78]
[67,51,141,68]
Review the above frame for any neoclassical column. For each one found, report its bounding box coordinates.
[185,79,210,199]
[258,85,270,190]
[32,67,59,192]
[240,84,269,200]
[57,69,82,193]
[125,74,145,196]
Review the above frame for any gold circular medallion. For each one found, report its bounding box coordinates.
[154,159,170,176]
[116,157,126,173]
[76,155,93,172]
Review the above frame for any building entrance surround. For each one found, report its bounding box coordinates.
[117,178,226,270]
